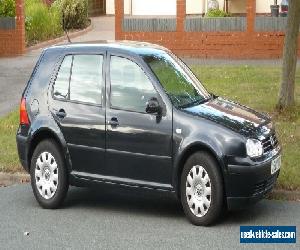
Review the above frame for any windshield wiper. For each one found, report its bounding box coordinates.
[178,97,210,109]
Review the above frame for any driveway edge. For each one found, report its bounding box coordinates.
[267,189,300,202]
[0,172,30,187]
[27,23,93,52]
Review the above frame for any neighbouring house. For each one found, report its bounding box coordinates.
[106,0,280,16]
[113,0,299,59]
[88,0,106,16]
[1,0,298,58]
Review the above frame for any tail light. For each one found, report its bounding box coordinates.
[20,98,30,125]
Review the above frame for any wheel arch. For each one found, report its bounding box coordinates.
[173,142,226,199]
[27,128,71,173]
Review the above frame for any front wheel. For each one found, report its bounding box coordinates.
[180,152,224,226]
[30,139,69,209]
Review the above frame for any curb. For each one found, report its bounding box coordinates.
[0,172,299,201]
[0,172,30,187]
[267,189,300,202]
[27,23,93,52]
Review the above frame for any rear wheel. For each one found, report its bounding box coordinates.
[180,152,223,226]
[30,139,68,209]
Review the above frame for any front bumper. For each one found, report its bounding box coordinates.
[225,151,281,210]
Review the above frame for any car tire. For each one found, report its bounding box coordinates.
[180,152,223,226]
[30,139,68,209]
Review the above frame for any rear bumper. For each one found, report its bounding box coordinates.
[16,133,29,172]
[225,152,281,210]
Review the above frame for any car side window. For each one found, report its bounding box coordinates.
[110,56,157,113]
[53,54,103,105]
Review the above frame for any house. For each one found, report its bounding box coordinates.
[114,0,300,59]
[105,0,278,16]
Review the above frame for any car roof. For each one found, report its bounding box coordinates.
[46,40,169,56]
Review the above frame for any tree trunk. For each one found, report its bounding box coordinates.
[277,0,300,109]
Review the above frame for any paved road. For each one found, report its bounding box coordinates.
[0,184,299,249]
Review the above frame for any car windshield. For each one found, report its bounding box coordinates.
[142,51,211,108]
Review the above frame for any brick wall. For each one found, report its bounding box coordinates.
[0,0,25,57]
[115,0,300,59]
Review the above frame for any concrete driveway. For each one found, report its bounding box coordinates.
[0,50,41,117]
[0,184,299,249]
[0,16,114,117]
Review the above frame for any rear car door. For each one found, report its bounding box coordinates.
[49,53,106,175]
[105,53,173,187]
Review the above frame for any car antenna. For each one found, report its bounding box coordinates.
[62,12,71,43]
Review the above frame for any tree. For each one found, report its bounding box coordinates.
[277,0,300,109]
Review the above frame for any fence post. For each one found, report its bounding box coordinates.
[15,0,26,54]
[115,0,124,40]
[176,0,186,33]
[246,0,256,33]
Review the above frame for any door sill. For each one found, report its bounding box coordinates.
[70,171,174,192]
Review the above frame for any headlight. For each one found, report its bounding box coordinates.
[246,139,263,158]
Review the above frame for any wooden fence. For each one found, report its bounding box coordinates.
[0,17,16,30]
[123,17,176,32]
[185,17,246,32]
[123,16,247,32]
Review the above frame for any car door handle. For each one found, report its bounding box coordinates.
[56,109,66,119]
[108,117,119,127]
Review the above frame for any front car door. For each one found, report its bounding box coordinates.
[105,52,173,188]
[49,52,106,175]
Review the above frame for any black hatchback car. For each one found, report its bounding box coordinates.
[16,41,281,226]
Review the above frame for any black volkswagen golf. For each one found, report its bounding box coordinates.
[16,41,281,226]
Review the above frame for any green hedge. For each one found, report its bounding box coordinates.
[0,0,89,45]
[0,0,15,17]
[25,0,63,45]
[205,9,231,18]
[25,0,89,45]
[54,0,89,29]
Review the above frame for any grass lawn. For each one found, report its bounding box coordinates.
[0,64,299,190]
[0,110,20,173]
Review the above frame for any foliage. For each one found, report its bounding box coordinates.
[1,0,88,45]
[205,9,231,18]
[277,0,300,109]
[0,110,20,173]
[0,0,15,17]
[53,0,88,29]
[25,0,63,45]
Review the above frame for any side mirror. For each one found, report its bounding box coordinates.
[146,97,161,115]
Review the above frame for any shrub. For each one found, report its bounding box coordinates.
[25,0,63,45]
[0,0,16,17]
[205,9,231,18]
[53,0,88,29]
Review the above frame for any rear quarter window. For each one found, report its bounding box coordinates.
[24,49,63,100]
